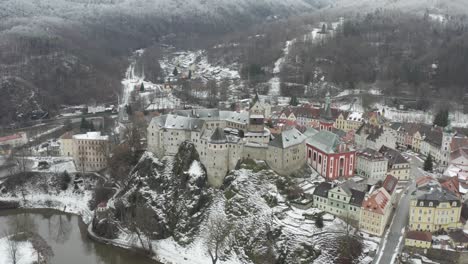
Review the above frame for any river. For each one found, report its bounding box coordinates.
[0,209,158,264]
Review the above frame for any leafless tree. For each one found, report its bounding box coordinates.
[205,214,233,264]
[3,231,18,264]
[130,205,156,255]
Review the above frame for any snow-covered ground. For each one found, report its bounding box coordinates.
[30,125,64,141]
[0,237,36,264]
[28,157,77,173]
[159,50,240,82]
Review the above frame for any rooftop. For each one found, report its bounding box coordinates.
[406,231,432,242]
[73,132,109,141]
[269,128,306,149]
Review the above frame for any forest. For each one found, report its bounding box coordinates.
[281,11,468,99]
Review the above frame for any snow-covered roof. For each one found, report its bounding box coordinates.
[150,114,205,131]
[347,112,364,122]
[269,128,306,149]
[73,132,108,141]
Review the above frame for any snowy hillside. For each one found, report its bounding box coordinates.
[0,0,320,21]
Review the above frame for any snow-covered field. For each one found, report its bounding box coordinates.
[0,237,36,264]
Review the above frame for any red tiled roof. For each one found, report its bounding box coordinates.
[451,137,468,152]
[440,176,461,198]
[0,134,22,142]
[406,230,432,242]
[362,189,390,215]
[383,174,398,195]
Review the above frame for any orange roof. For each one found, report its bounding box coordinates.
[440,177,461,198]
[362,189,390,215]
[416,175,437,187]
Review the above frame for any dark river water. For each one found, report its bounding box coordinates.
[0,209,158,264]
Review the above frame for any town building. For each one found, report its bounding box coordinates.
[306,130,355,181]
[313,180,367,222]
[379,146,411,181]
[72,132,110,172]
[409,188,462,232]
[355,123,397,150]
[405,231,432,249]
[359,187,393,236]
[356,148,388,181]
[59,132,74,157]
[250,100,272,119]
[335,112,364,132]
[448,230,468,249]
[0,132,28,148]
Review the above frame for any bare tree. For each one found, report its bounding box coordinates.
[3,231,18,264]
[205,214,233,264]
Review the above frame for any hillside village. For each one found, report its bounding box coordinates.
[2,81,468,263]
[1,12,468,264]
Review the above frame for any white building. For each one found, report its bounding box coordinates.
[72,132,110,172]
[59,132,74,157]
[356,148,388,181]
[147,109,307,187]
[355,124,396,151]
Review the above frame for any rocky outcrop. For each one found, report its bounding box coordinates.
[114,141,212,244]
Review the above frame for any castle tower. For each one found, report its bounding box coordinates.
[206,127,229,187]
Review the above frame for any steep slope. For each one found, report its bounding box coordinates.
[113,142,213,243]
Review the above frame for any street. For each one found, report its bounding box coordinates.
[374,152,426,264]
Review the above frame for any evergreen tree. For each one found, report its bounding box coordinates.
[320,23,327,34]
[80,117,88,131]
[140,83,145,92]
[315,213,324,228]
[424,154,434,172]
[172,67,179,76]
[125,104,133,116]
[433,109,449,127]
[289,96,299,106]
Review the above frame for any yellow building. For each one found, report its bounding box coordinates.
[409,189,462,232]
[412,131,423,153]
[405,230,432,249]
[359,187,393,236]
[335,112,363,132]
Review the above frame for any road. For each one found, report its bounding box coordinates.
[374,152,426,264]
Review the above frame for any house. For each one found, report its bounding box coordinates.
[250,100,272,119]
[59,132,74,157]
[355,124,396,150]
[356,148,388,181]
[306,130,355,181]
[0,132,28,148]
[360,186,393,236]
[72,132,110,172]
[405,231,432,249]
[335,112,364,132]
[409,188,462,232]
[312,180,367,222]
[448,230,468,249]
[379,146,410,181]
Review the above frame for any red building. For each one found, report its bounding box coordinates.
[306,130,356,180]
